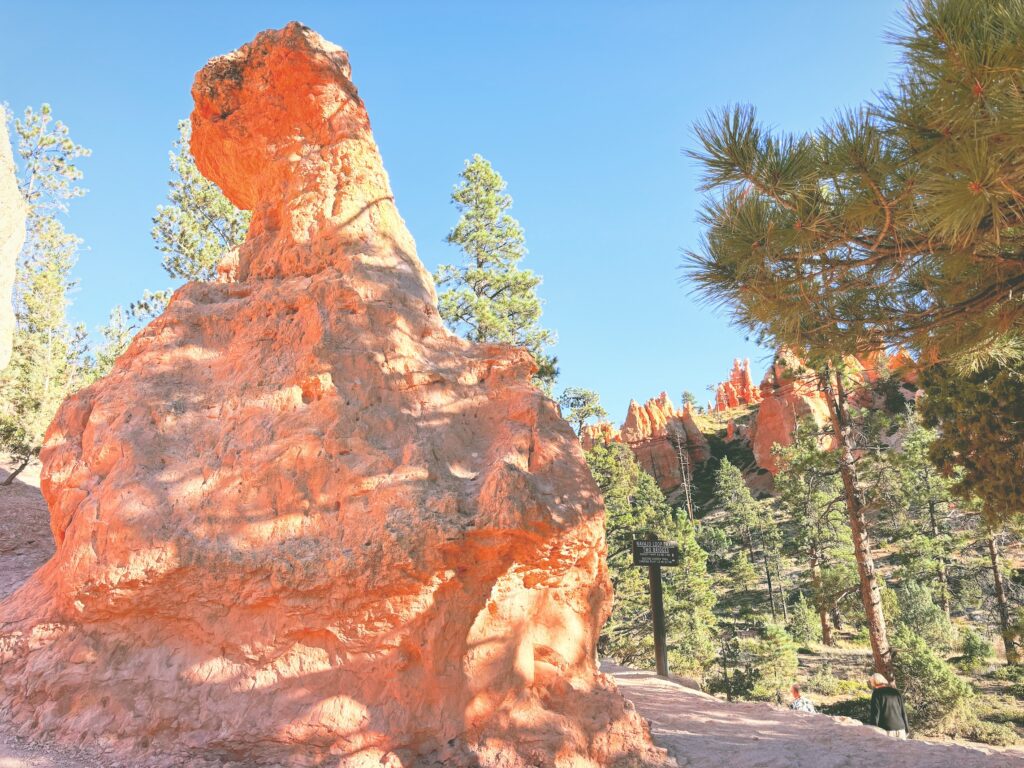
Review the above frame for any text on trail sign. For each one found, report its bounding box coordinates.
[631,539,680,567]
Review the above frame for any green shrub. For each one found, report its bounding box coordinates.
[959,627,994,673]
[896,581,956,652]
[808,663,840,696]
[893,628,973,733]
[749,624,798,703]
[990,664,1024,683]
[960,718,1019,746]
[789,592,822,645]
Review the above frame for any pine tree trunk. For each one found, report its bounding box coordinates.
[776,557,789,624]
[988,534,1018,665]
[822,367,893,679]
[1,456,31,487]
[721,646,732,702]
[763,553,778,621]
[809,553,834,645]
[927,498,951,618]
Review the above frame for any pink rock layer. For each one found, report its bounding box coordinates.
[0,24,667,768]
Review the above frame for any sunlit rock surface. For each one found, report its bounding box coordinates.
[0,120,25,369]
[584,393,709,494]
[713,358,761,413]
[749,350,834,474]
[0,23,667,768]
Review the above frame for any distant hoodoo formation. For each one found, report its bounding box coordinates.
[0,119,25,369]
[582,392,709,493]
[713,358,761,412]
[0,24,666,768]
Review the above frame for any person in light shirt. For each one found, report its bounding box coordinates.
[789,683,816,713]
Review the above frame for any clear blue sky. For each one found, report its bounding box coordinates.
[0,1,904,422]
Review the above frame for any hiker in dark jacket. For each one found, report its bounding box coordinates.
[868,673,909,739]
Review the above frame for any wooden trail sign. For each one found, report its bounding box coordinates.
[631,539,680,566]
[631,537,679,678]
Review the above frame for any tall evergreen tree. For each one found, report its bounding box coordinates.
[152,120,250,283]
[883,412,959,616]
[0,105,90,484]
[102,120,251,344]
[774,420,854,645]
[88,305,135,382]
[434,155,557,390]
[586,442,717,678]
[557,387,607,435]
[686,0,1024,675]
[714,458,782,620]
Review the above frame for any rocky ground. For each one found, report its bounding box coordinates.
[2,462,1023,767]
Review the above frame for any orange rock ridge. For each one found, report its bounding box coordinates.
[749,350,835,474]
[0,24,667,768]
[594,392,711,493]
[714,358,762,413]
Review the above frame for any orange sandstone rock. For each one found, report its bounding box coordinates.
[749,350,833,474]
[618,393,709,493]
[580,421,621,451]
[713,358,761,412]
[0,24,667,768]
[887,348,918,385]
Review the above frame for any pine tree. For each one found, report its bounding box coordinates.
[685,0,1024,366]
[88,306,135,382]
[557,387,607,435]
[774,419,856,645]
[982,521,1019,665]
[152,120,250,282]
[750,623,799,703]
[586,442,717,678]
[885,412,959,615]
[669,515,719,679]
[686,0,1024,677]
[789,592,822,645]
[714,458,781,620]
[0,105,90,485]
[920,361,1024,526]
[434,155,557,390]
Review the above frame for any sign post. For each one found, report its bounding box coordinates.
[631,538,680,678]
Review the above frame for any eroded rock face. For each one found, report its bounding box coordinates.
[749,350,833,474]
[580,421,621,452]
[619,393,709,493]
[713,358,761,413]
[0,120,25,370]
[0,24,666,768]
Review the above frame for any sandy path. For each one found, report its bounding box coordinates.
[605,663,1024,768]
[0,464,103,766]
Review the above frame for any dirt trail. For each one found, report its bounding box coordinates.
[3,463,1024,767]
[605,663,1024,768]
